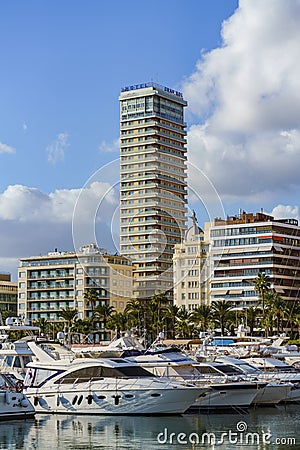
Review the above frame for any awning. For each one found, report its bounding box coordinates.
[273,245,283,252]
[229,289,243,294]
[258,245,273,252]
[211,290,229,295]
[274,286,285,293]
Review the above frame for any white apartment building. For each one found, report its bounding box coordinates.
[18,244,132,322]
[173,212,209,310]
[209,211,300,307]
[119,82,187,299]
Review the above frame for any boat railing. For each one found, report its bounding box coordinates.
[66,376,195,391]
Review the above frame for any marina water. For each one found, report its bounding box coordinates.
[0,405,299,450]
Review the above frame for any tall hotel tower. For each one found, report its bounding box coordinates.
[119,82,187,299]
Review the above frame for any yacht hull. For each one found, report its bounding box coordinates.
[25,384,202,415]
[253,383,291,405]
[189,382,257,411]
[0,390,35,420]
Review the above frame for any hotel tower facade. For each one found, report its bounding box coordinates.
[119,83,187,299]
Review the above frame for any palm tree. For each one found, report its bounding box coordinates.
[190,305,212,333]
[284,300,300,338]
[265,291,287,335]
[84,288,100,316]
[93,304,115,339]
[33,317,48,337]
[245,306,260,335]
[146,292,169,340]
[175,307,193,338]
[125,299,146,332]
[253,272,271,327]
[211,300,233,336]
[162,304,181,338]
[59,308,78,344]
[293,314,300,340]
[72,318,92,341]
[106,312,128,338]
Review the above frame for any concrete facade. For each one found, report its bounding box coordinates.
[0,273,17,316]
[209,211,300,307]
[18,244,132,321]
[173,212,209,309]
[119,82,187,299]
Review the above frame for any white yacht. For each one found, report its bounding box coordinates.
[128,350,259,411]
[0,339,35,378]
[207,357,292,405]
[242,356,300,402]
[0,372,35,420]
[0,316,41,378]
[22,342,202,415]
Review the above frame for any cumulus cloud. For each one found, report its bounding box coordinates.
[0,183,119,278]
[270,204,299,222]
[98,138,119,153]
[183,0,300,204]
[0,142,15,154]
[0,183,118,224]
[46,132,70,164]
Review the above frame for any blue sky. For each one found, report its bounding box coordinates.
[0,0,237,192]
[1,0,300,278]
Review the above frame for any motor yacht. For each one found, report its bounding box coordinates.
[207,357,292,405]
[242,356,300,402]
[22,342,202,415]
[0,372,35,420]
[128,350,259,412]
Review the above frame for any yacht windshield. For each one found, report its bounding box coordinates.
[214,364,244,375]
[54,365,154,384]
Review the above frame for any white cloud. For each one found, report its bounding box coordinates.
[0,183,118,224]
[270,204,299,222]
[46,132,70,164]
[183,0,300,204]
[98,138,119,153]
[0,142,15,154]
[0,183,120,278]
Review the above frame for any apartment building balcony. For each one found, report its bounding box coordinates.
[27,283,74,290]
[28,271,74,279]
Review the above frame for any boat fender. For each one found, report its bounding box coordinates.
[56,395,60,407]
[59,395,73,410]
[21,398,30,408]
[92,393,101,404]
[5,391,11,405]
[38,397,50,409]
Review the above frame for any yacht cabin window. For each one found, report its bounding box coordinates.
[54,365,153,384]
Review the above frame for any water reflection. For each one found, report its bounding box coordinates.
[0,406,299,450]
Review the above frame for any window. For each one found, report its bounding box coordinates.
[54,365,152,384]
